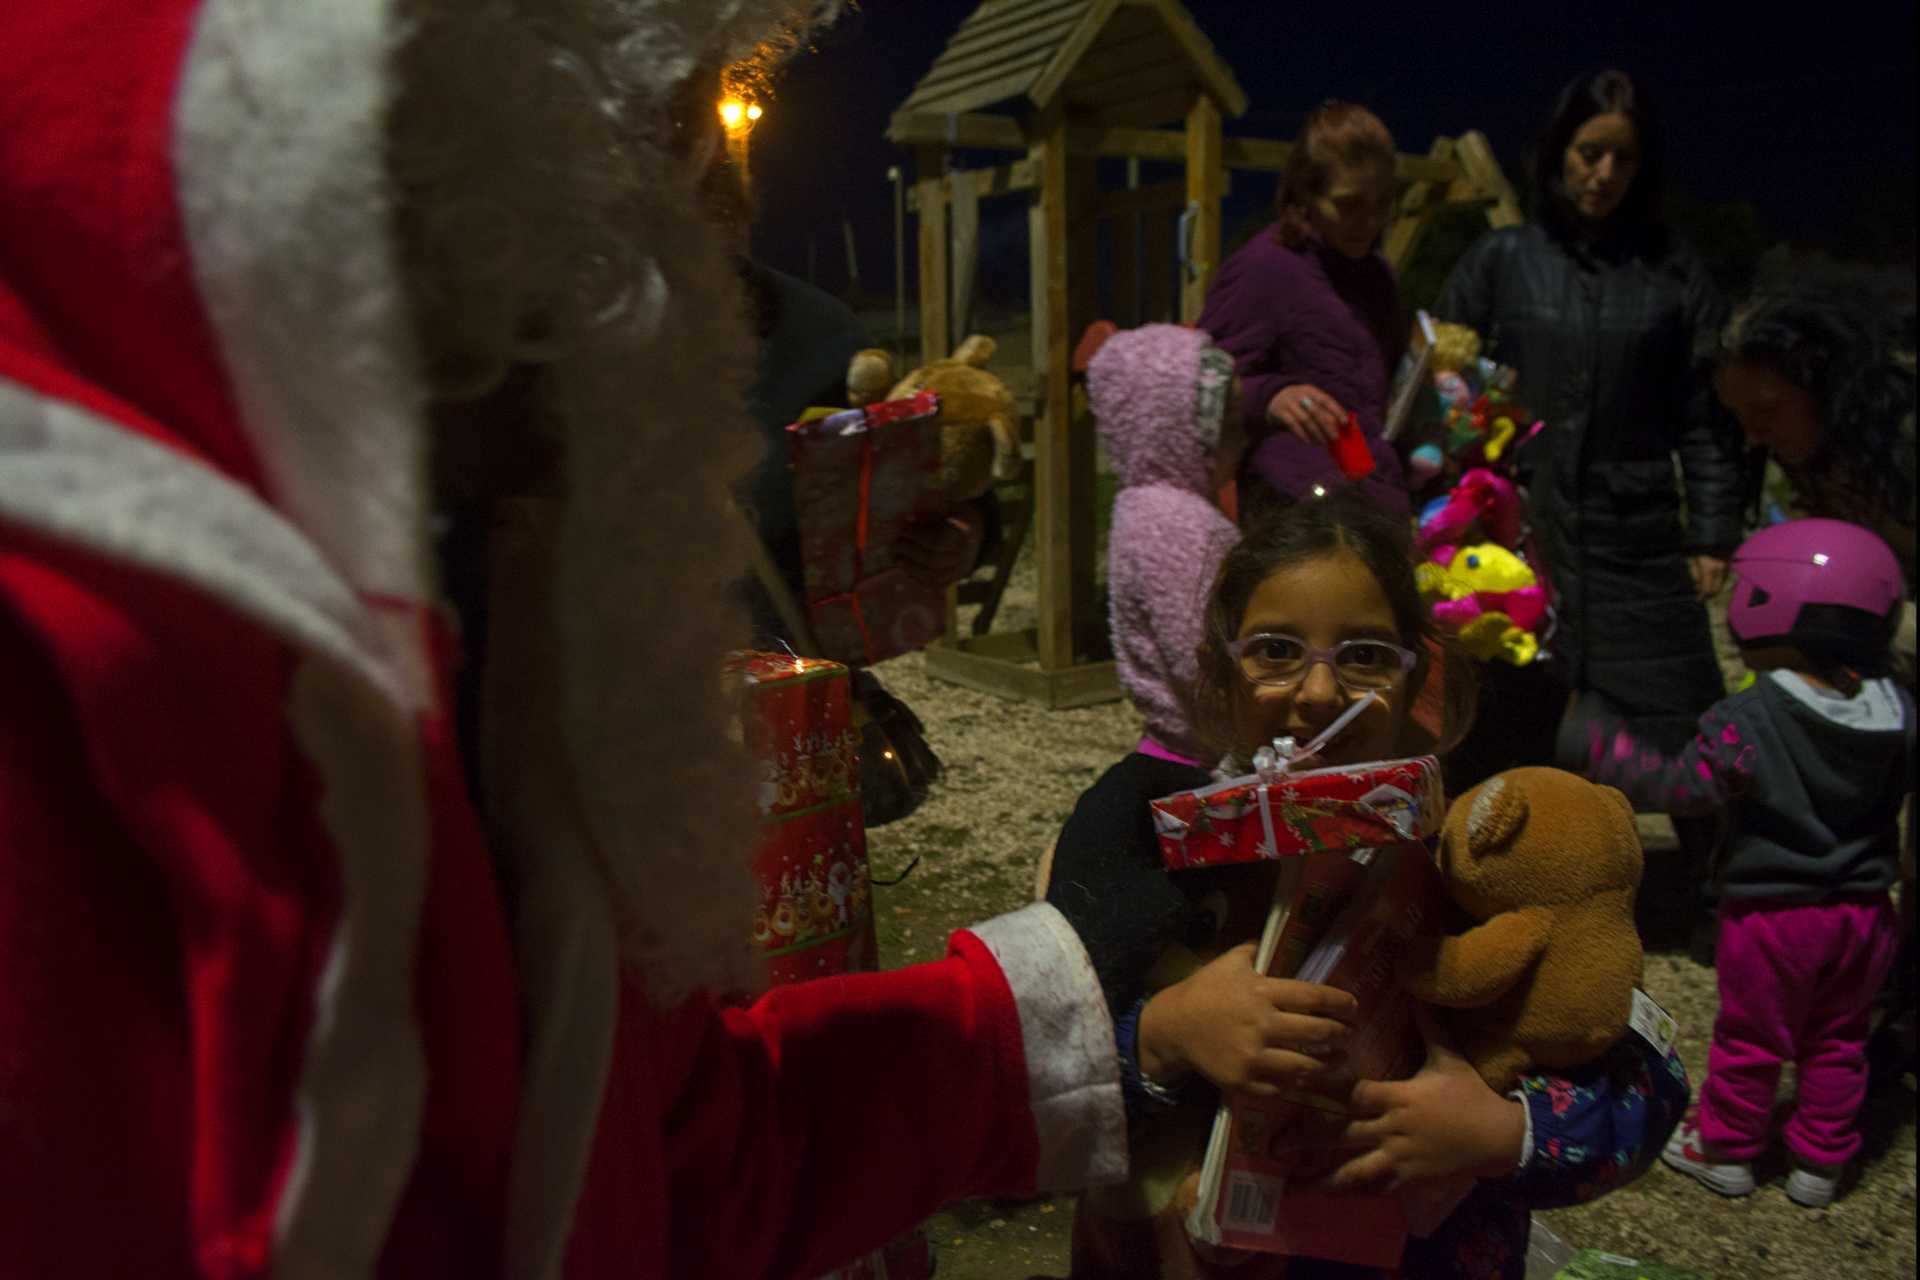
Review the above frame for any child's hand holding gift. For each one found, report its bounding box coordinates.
[1325,1006,1527,1192]
[1137,942,1359,1098]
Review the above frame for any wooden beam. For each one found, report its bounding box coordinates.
[914,145,949,366]
[1028,110,1074,672]
[887,109,1027,151]
[1453,130,1524,228]
[888,109,1466,184]
[904,158,1038,212]
[1181,93,1222,324]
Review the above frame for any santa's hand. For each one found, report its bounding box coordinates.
[1138,943,1357,1098]
[1322,1006,1524,1191]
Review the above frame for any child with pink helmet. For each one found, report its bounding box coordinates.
[1562,517,1912,1208]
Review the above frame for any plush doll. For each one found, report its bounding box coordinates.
[1405,767,1644,1091]
[1415,467,1522,552]
[1429,321,1483,374]
[880,334,1022,499]
[1416,542,1547,665]
[845,347,895,408]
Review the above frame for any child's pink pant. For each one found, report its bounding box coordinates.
[1700,895,1899,1167]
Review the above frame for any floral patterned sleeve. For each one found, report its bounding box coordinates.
[1503,1030,1690,1210]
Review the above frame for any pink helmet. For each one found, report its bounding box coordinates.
[1727,518,1904,663]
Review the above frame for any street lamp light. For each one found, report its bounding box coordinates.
[718,97,763,195]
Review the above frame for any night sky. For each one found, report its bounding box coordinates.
[744,0,1916,299]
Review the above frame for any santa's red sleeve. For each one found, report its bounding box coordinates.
[567,903,1125,1278]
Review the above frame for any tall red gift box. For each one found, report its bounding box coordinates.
[724,651,933,1280]
[788,391,949,666]
[726,651,877,984]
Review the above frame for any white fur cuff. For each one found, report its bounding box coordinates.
[967,903,1126,1191]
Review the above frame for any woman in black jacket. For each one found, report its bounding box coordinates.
[1436,69,1745,774]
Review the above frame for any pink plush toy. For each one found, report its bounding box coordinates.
[1416,467,1522,553]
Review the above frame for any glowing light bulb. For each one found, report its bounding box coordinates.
[746,103,763,122]
[718,98,746,129]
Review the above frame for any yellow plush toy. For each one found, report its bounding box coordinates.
[1428,321,1483,374]
[1415,543,1548,666]
[1404,767,1644,1091]
[879,334,1022,499]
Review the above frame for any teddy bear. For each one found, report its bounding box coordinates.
[1404,766,1644,1091]
[853,334,1021,500]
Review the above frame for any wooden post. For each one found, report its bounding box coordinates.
[1181,93,1222,324]
[1029,111,1073,672]
[914,144,950,365]
[1065,154,1101,660]
[949,167,981,342]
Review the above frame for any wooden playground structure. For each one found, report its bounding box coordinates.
[890,0,1523,707]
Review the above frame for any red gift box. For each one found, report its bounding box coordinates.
[724,651,933,1279]
[1150,755,1445,871]
[725,652,878,986]
[788,391,949,666]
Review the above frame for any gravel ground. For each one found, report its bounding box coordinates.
[858,551,1917,1280]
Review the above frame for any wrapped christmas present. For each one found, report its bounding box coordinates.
[788,390,949,666]
[1151,753,1444,871]
[725,651,877,985]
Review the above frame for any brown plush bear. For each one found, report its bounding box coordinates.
[1404,766,1644,1092]
[869,334,1022,500]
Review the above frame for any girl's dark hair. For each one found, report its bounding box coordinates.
[1272,102,1396,250]
[1187,488,1478,760]
[1718,283,1918,526]
[1531,68,1666,246]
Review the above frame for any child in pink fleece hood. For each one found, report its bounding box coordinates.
[1089,324,1246,764]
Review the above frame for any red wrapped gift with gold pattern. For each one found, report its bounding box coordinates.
[725,651,877,985]
[725,651,932,1280]
[1150,755,1445,871]
[788,391,948,666]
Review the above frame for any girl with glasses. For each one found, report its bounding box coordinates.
[1046,489,1687,1277]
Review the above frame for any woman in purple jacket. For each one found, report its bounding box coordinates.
[1199,102,1411,517]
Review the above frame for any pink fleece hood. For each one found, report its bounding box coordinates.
[1087,323,1233,498]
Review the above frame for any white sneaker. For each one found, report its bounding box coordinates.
[1785,1163,1843,1208]
[1661,1115,1756,1196]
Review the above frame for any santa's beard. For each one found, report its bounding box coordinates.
[392,0,826,1003]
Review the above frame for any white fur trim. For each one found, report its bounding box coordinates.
[0,378,411,707]
[175,0,435,607]
[274,659,432,1280]
[967,904,1126,1190]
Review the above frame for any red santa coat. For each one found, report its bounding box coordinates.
[0,2,1123,1276]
